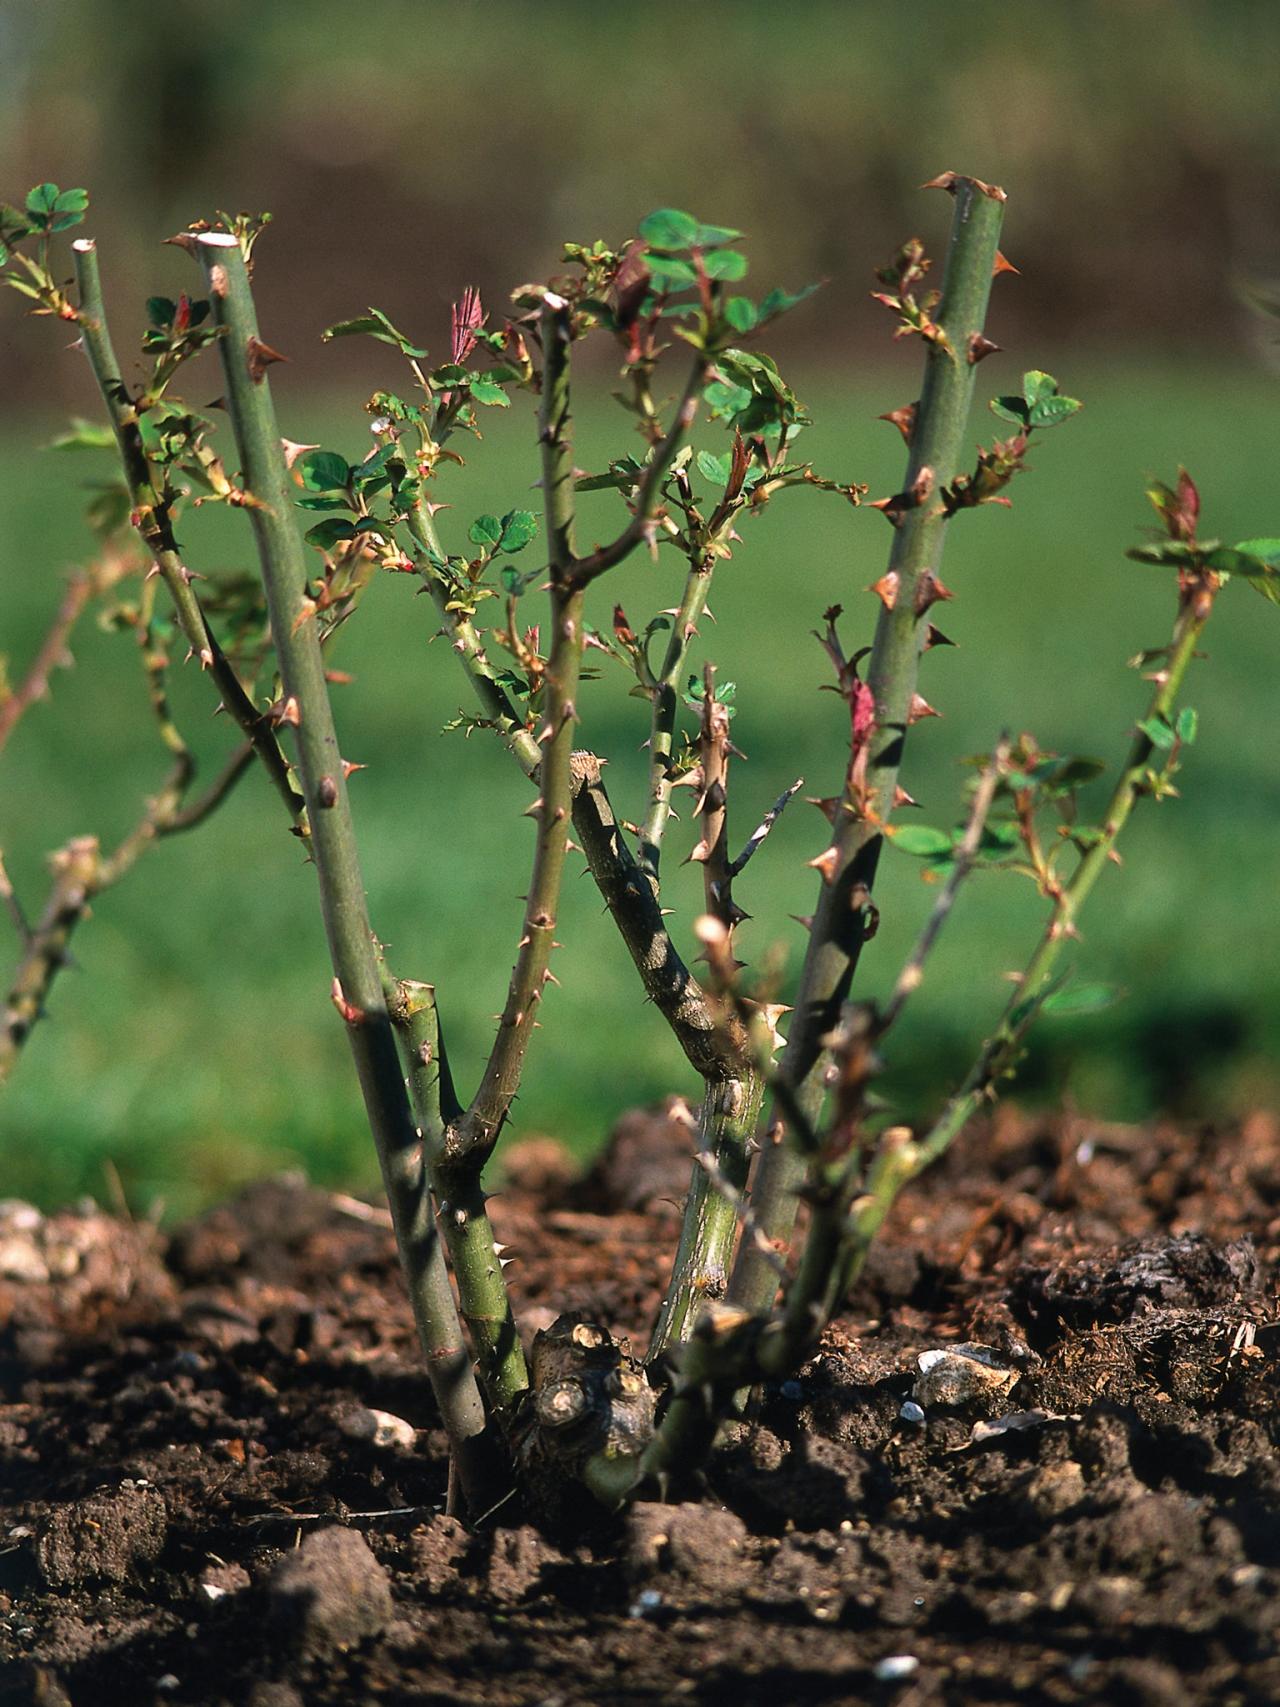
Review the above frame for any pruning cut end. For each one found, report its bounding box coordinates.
[922,170,1007,203]
[195,232,240,249]
[70,238,95,254]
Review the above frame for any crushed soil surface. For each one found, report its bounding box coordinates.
[1,1105,1277,1705]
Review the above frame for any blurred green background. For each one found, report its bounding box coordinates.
[3,0,1279,1214]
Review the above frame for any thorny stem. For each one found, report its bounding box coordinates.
[732,175,1007,1314]
[70,239,306,830]
[0,715,252,1084]
[0,547,132,756]
[913,586,1214,1174]
[637,555,716,879]
[569,753,738,1077]
[382,967,529,1415]
[452,301,583,1165]
[569,358,707,589]
[648,1072,764,1362]
[189,233,496,1512]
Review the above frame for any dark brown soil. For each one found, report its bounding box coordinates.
[2,1105,1277,1705]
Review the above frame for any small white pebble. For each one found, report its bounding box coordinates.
[628,1588,663,1620]
[874,1655,919,1683]
[200,1582,227,1602]
[899,1400,926,1424]
[337,1405,417,1450]
[156,1676,180,1693]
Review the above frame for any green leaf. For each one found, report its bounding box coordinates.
[498,509,538,553]
[892,825,956,858]
[690,219,743,247]
[1028,393,1082,428]
[468,514,503,550]
[697,450,731,486]
[1138,715,1178,750]
[499,565,526,595]
[25,183,60,217]
[1042,982,1122,1017]
[702,248,748,282]
[758,283,820,322]
[469,376,509,406]
[575,455,644,492]
[646,254,698,287]
[991,396,1031,427]
[1022,370,1057,405]
[321,309,427,358]
[0,239,7,268]
[1213,538,1280,606]
[295,494,353,512]
[724,296,758,332]
[637,209,701,251]
[1231,536,1280,564]
[48,187,89,232]
[704,379,754,419]
[304,517,358,550]
[429,363,469,387]
[1176,706,1199,744]
[298,449,350,492]
[46,418,115,452]
[146,296,177,329]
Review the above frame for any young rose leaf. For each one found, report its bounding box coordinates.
[724,296,759,332]
[1028,392,1082,429]
[575,455,644,492]
[1176,706,1199,744]
[696,450,731,487]
[468,514,503,550]
[304,517,359,550]
[47,418,115,452]
[1138,715,1178,750]
[690,219,743,247]
[498,509,538,553]
[49,187,90,232]
[758,283,820,322]
[892,825,956,858]
[322,309,427,358]
[25,183,60,216]
[500,565,527,595]
[701,248,749,282]
[637,209,701,251]
[298,450,351,493]
[469,376,509,406]
[704,378,754,419]
[1209,538,1280,606]
[990,395,1032,428]
[646,254,698,287]
[146,297,177,328]
[1042,982,1122,1017]
[1021,371,1058,406]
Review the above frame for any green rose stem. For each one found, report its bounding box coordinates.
[908,573,1216,1177]
[188,232,497,1512]
[731,174,1007,1314]
[401,332,739,1372]
[69,239,304,828]
[1,595,255,1081]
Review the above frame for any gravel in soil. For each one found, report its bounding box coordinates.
[1,1104,1277,1705]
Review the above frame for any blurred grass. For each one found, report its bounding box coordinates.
[3,349,1278,1215]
